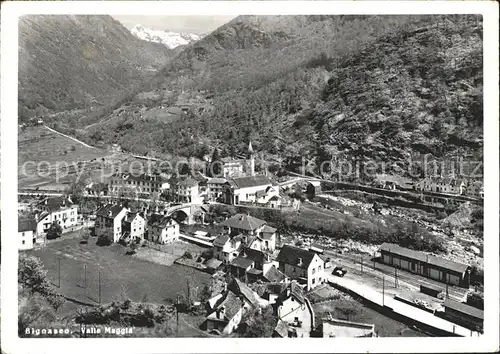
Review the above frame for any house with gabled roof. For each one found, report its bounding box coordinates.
[203,278,264,334]
[19,217,38,250]
[95,204,128,242]
[149,216,179,244]
[172,177,202,204]
[213,234,243,264]
[220,213,266,238]
[121,212,145,242]
[35,196,79,234]
[223,175,275,205]
[277,244,325,291]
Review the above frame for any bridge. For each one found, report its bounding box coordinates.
[161,203,208,225]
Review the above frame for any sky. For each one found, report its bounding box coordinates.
[112,15,236,34]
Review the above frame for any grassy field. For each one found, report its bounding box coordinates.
[27,236,211,309]
[18,126,112,189]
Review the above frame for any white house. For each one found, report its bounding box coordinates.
[277,244,325,291]
[276,281,315,338]
[173,177,202,204]
[149,216,180,244]
[206,178,227,201]
[108,172,163,197]
[212,234,243,264]
[35,196,79,234]
[19,218,37,250]
[223,175,275,205]
[95,204,129,242]
[122,212,145,241]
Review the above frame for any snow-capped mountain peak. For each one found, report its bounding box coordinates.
[130,24,201,49]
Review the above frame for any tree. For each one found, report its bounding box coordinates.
[182,251,193,259]
[81,229,90,244]
[18,254,63,309]
[18,287,57,336]
[129,242,139,255]
[199,284,212,304]
[210,148,222,177]
[46,222,63,240]
[239,306,278,337]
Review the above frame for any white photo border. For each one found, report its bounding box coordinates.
[1,1,498,353]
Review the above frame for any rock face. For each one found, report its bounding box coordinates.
[18,15,173,120]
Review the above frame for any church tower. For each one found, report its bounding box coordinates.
[248,141,255,176]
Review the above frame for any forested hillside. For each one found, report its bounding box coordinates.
[18,15,172,121]
[42,15,483,180]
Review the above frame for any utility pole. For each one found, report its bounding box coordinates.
[58,256,61,288]
[382,276,385,306]
[360,255,363,273]
[98,268,101,304]
[446,274,449,299]
[176,295,180,334]
[373,251,376,270]
[394,267,398,288]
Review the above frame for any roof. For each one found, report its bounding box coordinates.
[256,190,268,198]
[308,181,321,187]
[152,216,177,229]
[228,175,273,189]
[96,204,126,219]
[277,244,318,269]
[217,291,242,320]
[213,234,230,247]
[247,268,262,275]
[261,225,277,236]
[264,265,287,283]
[208,178,227,184]
[38,196,75,212]
[118,172,162,183]
[248,141,254,154]
[228,278,260,307]
[18,218,37,232]
[243,247,268,263]
[205,258,223,269]
[274,319,289,337]
[220,213,266,231]
[444,299,484,319]
[221,157,245,165]
[380,243,470,274]
[177,177,199,187]
[230,257,254,269]
[309,243,325,253]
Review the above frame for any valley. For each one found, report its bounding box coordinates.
[17,14,485,339]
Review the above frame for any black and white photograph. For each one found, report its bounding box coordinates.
[1,1,499,353]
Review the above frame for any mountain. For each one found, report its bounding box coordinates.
[49,15,483,181]
[129,24,201,49]
[18,15,173,121]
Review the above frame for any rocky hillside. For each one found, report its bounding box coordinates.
[50,15,483,181]
[18,15,173,121]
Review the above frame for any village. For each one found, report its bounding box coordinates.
[16,139,485,338]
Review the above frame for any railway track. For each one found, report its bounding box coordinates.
[324,249,468,301]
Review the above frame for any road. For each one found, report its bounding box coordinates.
[43,125,96,149]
